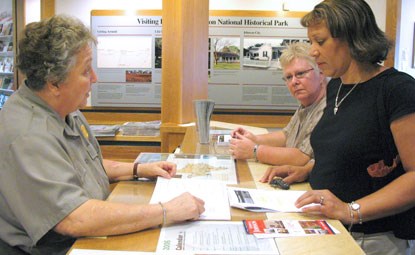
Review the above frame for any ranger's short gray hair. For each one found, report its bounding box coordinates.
[17,15,97,90]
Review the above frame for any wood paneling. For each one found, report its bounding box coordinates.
[13,0,25,89]
[161,0,209,125]
[160,0,210,152]
[160,123,187,153]
[40,0,54,19]
[209,10,306,18]
[81,108,161,125]
[385,0,399,67]
[91,10,160,16]
[212,113,291,128]
[100,144,160,162]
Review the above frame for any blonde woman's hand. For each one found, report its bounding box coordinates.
[260,165,310,184]
[229,134,256,159]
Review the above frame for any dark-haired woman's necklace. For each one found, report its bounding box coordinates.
[334,81,360,115]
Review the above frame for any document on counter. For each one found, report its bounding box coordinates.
[228,187,314,212]
[210,129,232,146]
[156,221,279,254]
[150,177,231,220]
[243,219,339,239]
[136,153,238,184]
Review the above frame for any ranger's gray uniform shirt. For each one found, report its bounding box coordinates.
[282,96,326,158]
[0,84,109,253]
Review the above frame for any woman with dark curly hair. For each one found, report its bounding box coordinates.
[293,1,415,254]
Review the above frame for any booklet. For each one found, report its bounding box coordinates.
[243,219,338,239]
[228,187,314,212]
[149,177,231,220]
[210,129,232,146]
[156,221,279,254]
[121,121,160,136]
[136,153,238,184]
[89,124,120,137]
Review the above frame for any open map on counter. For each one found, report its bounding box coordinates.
[135,153,237,184]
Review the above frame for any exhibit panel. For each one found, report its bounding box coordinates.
[90,10,306,110]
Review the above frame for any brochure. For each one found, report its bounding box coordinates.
[243,219,338,239]
[89,124,120,137]
[228,187,315,213]
[149,177,231,220]
[210,129,232,146]
[156,221,279,254]
[136,153,238,184]
[120,121,160,136]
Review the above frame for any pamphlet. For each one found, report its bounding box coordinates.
[228,187,314,212]
[135,152,170,162]
[136,153,238,184]
[156,221,279,254]
[120,121,160,136]
[243,219,338,239]
[210,129,232,146]
[150,177,231,220]
[89,124,120,137]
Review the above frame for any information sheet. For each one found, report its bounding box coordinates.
[156,221,279,254]
[150,177,231,220]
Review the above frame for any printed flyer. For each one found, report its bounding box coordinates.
[243,219,338,238]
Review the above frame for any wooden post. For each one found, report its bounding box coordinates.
[41,0,55,19]
[13,0,25,89]
[385,0,399,68]
[160,0,209,152]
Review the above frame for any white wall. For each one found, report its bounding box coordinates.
[0,0,13,16]
[395,0,415,77]
[25,0,41,24]
[54,0,386,31]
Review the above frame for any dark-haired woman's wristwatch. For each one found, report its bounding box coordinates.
[350,201,362,225]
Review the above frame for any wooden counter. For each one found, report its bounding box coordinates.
[70,123,364,254]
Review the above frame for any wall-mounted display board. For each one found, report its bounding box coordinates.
[91,10,307,110]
